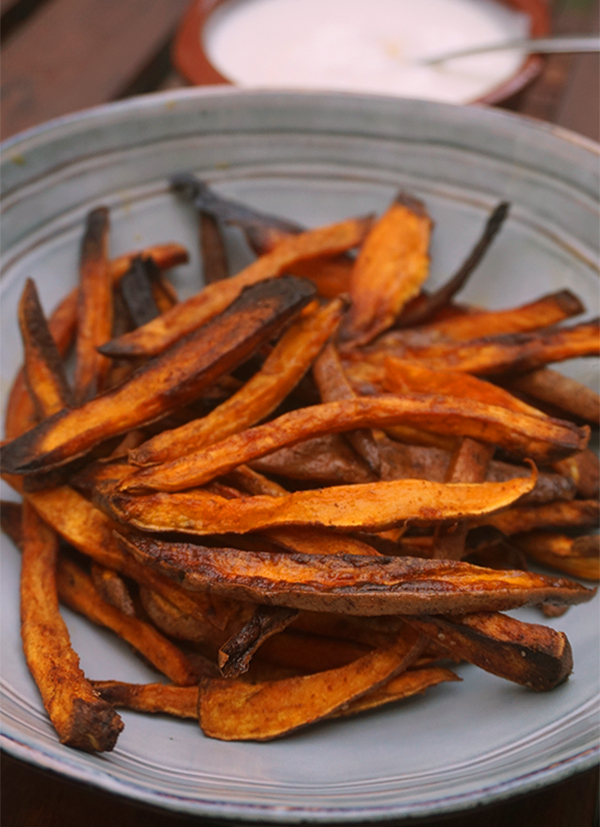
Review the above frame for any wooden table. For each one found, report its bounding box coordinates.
[1,0,599,824]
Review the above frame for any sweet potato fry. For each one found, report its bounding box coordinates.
[73,207,112,404]
[100,216,371,358]
[313,342,381,475]
[389,290,584,346]
[382,358,546,419]
[218,605,299,677]
[119,533,594,615]
[130,297,344,466]
[20,502,123,751]
[478,499,599,535]
[511,532,600,581]
[92,680,200,719]
[365,318,600,376]
[199,626,425,740]
[256,629,372,673]
[394,202,509,328]
[103,473,537,537]
[18,279,73,418]
[118,256,161,327]
[553,449,600,500]
[1,276,316,476]
[117,395,587,494]
[4,243,188,440]
[200,211,230,284]
[506,368,600,425]
[57,556,199,686]
[407,612,573,691]
[332,666,461,717]
[342,193,432,345]
[90,563,135,616]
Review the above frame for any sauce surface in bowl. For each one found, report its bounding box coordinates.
[204,0,530,104]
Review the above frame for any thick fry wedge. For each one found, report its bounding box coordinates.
[73,207,112,404]
[1,276,316,476]
[130,297,344,466]
[199,626,425,740]
[18,279,73,418]
[407,612,573,690]
[119,534,594,615]
[57,556,199,686]
[117,396,587,493]
[512,532,600,581]
[100,216,371,358]
[20,502,123,751]
[92,680,200,719]
[342,193,432,345]
[104,473,537,536]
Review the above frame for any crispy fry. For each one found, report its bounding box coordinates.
[313,342,381,475]
[130,298,344,467]
[104,474,537,537]
[199,626,425,740]
[332,666,461,717]
[100,216,371,358]
[119,533,594,615]
[73,207,112,404]
[118,256,161,327]
[407,612,573,691]
[506,368,600,425]
[477,499,599,535]
[199,211,229,284]
[395,202,509,328]
[364,318,600,375]
[511,532,600,581]
[218,606,299,677]
[90,563,135,616]
[389,290,584,345]
[256,629,372,672]
[553,449,600,500]
[18,279,73,418]
[118,396,587,494]
[342,193,432,345]
[57,556,199,686]
[20,502,123,751]
[92,680,200,719]
[1,277,316,476]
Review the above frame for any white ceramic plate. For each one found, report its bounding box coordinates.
[1,89,598,822]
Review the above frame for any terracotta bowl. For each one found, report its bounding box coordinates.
[172,0,550,105]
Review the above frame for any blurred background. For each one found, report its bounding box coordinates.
[0,0,598,142]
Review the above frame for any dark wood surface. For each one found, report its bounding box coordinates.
[1,0,599,824]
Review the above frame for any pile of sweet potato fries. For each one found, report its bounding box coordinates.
[1,175,598,750]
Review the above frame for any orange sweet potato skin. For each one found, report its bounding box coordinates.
[120,535,595,617]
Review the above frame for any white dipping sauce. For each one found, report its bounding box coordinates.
[204,0,530,104]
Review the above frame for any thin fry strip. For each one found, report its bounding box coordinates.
[389,290,584,345]
[130,298,344,467]
[364,318,600,375]
[18,278,74,418]
[4,242,188,440]
[218,606,299,677]
[342,193,432,345]
[118,257,161,327]
[73,207,112,404]
[199,211,230,284]
[511,532,600,581]
[199,627,425,740]
[118,532,595,616]
[1,277,316,476]
[313,342,381,475]
[90,563,135,616]
[505,368,600,425]
[104,474,537,536]
[395,202,509,328]
[407,612,573,691]
[92,680,200,719]
[56,556,199,686]
[20,502,123,751]
[100,216,372,358]
[477,499,599,535]
[118,396,587,494]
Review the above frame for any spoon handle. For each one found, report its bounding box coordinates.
[425,34,600,65]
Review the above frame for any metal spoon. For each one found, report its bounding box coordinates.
[423,34,600,65]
